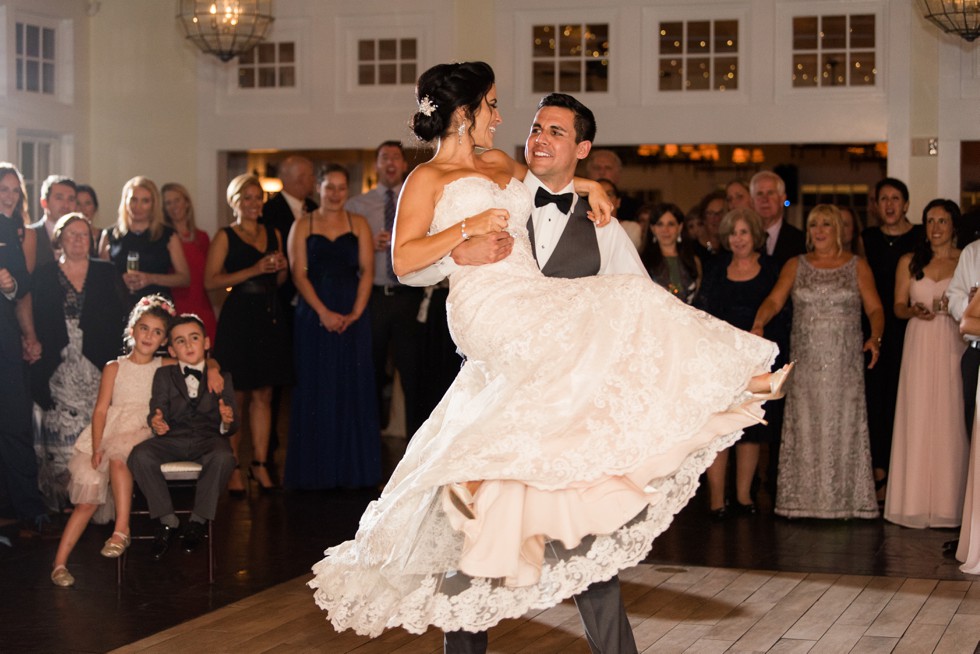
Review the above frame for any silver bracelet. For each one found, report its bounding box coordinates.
[461,219,470,241]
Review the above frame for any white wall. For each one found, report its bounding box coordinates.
[86,0,199,230]
[10,0,974,233]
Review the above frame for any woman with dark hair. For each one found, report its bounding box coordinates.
[205,174,291,493]
[309,61,784,639]
[98,176,190,305]
[31,213,126,511]
[284,164,379,489]
[886,199,967,528]
[75,184,102,254]
[699,208,787,517]
[861,177,924,502]
[161,182,217,341]
[642,203,702,303]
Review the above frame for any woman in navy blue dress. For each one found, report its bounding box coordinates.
[284,164,380,489]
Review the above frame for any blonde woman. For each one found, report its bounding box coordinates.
[753,205,884,519]
[205,174,291,493]
[98,176,190,303]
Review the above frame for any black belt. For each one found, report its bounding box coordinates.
[373,284,420,297]
[236,279,276,294]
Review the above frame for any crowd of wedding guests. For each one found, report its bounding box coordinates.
[4,146,980,578]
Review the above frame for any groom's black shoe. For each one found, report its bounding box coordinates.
[151,524,176,560]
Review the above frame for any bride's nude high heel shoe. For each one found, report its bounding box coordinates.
[446,483,477,520]
[733,362,796,426]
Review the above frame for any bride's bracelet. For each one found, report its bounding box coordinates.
[461,219,471,241]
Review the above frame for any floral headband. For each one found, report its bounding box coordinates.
[137,295,176,317]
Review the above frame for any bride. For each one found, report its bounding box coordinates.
[310,61,784,637]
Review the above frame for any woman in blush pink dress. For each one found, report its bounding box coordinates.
[162,183,216,341]
[886,199,966,528]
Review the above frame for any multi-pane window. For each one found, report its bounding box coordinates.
[357,38,417,86]
[531,23,609,94]
[238,42,295,89]
[658,20,738,92]
[18,137,54,223]
[15,22,56,95]
[792,14,876,88]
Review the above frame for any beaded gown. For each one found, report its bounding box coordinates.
[775,256,878,519]
[310,178,778,636]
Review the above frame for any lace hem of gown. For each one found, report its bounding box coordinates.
[310,420,744,637]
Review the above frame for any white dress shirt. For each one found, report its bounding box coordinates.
[182,362,206,399]
[948,240,980,343]
[765,218,784,256]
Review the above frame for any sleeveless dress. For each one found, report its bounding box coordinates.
[775,256,878,519]
[885,276,968,528]
[284,216,381,489]
[309,178,778,636]
[171,229,217,342]
[67,356,162,505]
[862,226,925,473]
[212,225,293,390]
[699,254,784,444]
[107,226,177,304]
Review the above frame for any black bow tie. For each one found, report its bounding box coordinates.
[534,187,574,214]
[183,367,202,382]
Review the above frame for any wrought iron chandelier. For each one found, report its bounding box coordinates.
[175,1,274,62]
[918,0,980,43]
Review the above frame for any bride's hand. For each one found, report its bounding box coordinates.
[465,208,510,237]
[585,185,613,227]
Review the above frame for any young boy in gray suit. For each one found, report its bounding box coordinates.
[129,314,238,559]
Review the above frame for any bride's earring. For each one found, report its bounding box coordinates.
[457,122,467,145]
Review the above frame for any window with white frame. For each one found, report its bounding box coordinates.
[792,14,876,88]
[658,19,738,92]
[531,23,609,94]
[238,41,296,89]
[18,136,56,222]
[357,38,417,86]
[15,21,56,95]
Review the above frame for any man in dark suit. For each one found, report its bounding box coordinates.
[750,170,806,270]
[129,314,238,559]
[28,175,77,271]
[750,170,804,499]
[402,93,644,654]
[347,141,429,438]
[260,156,316,469]
[0,202,51,535]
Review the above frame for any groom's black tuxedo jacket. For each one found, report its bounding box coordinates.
[526,199,601,280]
[148,366,239,439]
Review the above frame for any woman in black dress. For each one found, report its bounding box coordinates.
[98,176,190,306]
[205,174,292,492]
[641,203,702,304]
[698,208,787,516]
[31,213,126,510]
[861,177,923,502]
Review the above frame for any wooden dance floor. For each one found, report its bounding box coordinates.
[111,563,980,653]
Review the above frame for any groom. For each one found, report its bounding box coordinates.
[401,92,644,654]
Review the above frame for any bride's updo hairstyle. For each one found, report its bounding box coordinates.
[410,61,495,143]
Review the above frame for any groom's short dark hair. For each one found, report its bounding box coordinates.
[537,93,596,144]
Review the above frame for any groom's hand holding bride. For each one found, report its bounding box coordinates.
[451,231,514,266]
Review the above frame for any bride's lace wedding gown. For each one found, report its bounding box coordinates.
[310,177,777,636]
